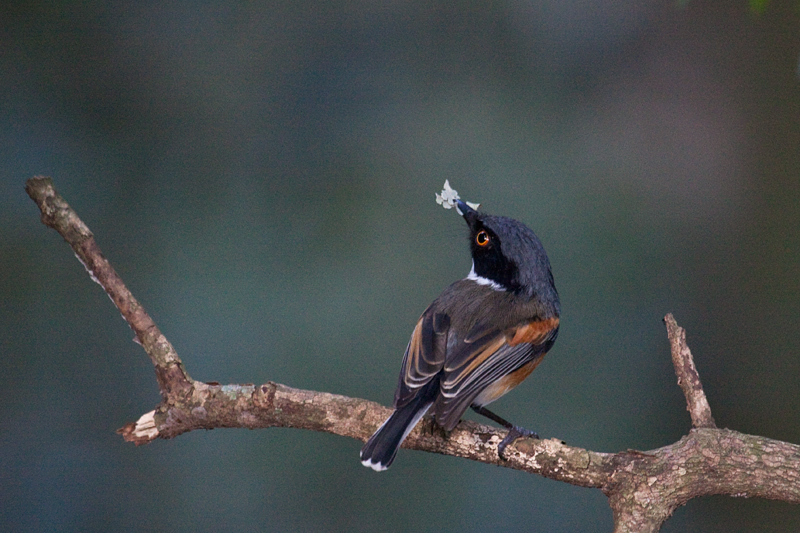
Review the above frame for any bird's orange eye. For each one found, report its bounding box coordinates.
[476,230,490,247]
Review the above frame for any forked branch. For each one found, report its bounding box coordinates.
[26,176,800,532]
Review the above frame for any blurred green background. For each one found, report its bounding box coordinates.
[2,1,799,531]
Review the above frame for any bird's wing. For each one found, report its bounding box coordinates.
[433,317,559,430]
[393,309,450,408]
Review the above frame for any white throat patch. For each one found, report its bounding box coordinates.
[466,261,505,291]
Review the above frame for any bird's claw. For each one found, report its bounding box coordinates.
[497,426,539,460]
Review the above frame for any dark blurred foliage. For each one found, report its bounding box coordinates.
[2,1,799,531]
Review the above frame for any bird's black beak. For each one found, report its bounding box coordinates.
[456,200,479,227]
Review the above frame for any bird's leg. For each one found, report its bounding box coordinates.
[470,405,538,459]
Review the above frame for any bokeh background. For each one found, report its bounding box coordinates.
[3,1,800,531]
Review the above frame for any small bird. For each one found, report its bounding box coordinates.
[360,199,560,471]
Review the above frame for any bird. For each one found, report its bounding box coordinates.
[360,199,560,471]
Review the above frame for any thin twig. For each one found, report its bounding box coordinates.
[24,176,192,399]
[664,314,716,429]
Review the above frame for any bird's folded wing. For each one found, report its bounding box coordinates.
[434,318,559,429]
[393,310,449,407]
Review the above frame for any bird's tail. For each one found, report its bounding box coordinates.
[360,395,433,472]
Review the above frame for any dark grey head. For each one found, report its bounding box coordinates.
[456,200,559,311]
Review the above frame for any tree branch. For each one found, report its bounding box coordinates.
[26,176,800,532]
[24,176,191,400]
[664,314,716,429]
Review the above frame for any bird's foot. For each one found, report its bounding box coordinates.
[497,425,539,460]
